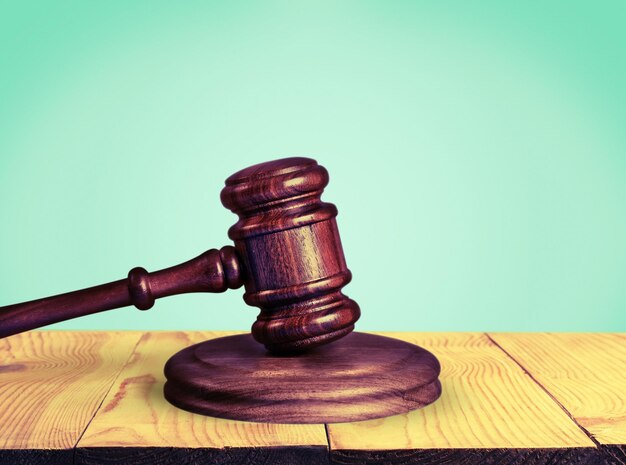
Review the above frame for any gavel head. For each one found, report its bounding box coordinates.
[220,157,360,353]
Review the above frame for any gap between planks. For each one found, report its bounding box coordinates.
[487,332,626,449]
[325,331,597,460]
[70,332,146,463]
[74,331,329,465]
[4,331,615,463]
[68,331,600,455]
[484,332,601,448]
[0,330,145,463]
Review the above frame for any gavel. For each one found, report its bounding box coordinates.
[0,157,361,353]
[1,156,442,423]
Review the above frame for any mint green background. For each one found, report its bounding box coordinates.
[1,2,625,332]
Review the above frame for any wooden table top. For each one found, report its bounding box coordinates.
[0,331,624,465]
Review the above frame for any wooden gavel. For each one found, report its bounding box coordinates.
[0,157,361,353]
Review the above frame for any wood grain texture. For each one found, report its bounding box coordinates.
[327,332,600,465]
[164,332,441,423]
[489,333,626,463]
[2,331,622,465]
[221,157,361,353]
[0,157,360,356]
[0,247,243,340]
[76,331,328,465]
[0,331,142,465]
[0,337,10,364]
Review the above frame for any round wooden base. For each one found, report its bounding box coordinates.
[163,332,442,424]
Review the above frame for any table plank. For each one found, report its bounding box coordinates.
[76,331,329,465]
[0,337,10,362]
[489,333,626,463]
[0,331,142,465]
[327,332,600,465]
[2,331,621,465]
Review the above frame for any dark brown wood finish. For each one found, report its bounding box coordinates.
[0,157,442,424]
[0,246,243,339]
[164,332,442,424]
[0,157,360,353]
[220,157,360,352]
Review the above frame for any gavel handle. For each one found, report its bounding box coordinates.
[0,246,243,339]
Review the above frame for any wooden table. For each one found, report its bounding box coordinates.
[0,331,624,465]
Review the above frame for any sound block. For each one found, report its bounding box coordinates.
[164,332,441,424]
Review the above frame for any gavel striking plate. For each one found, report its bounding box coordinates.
[0,157,441,423]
